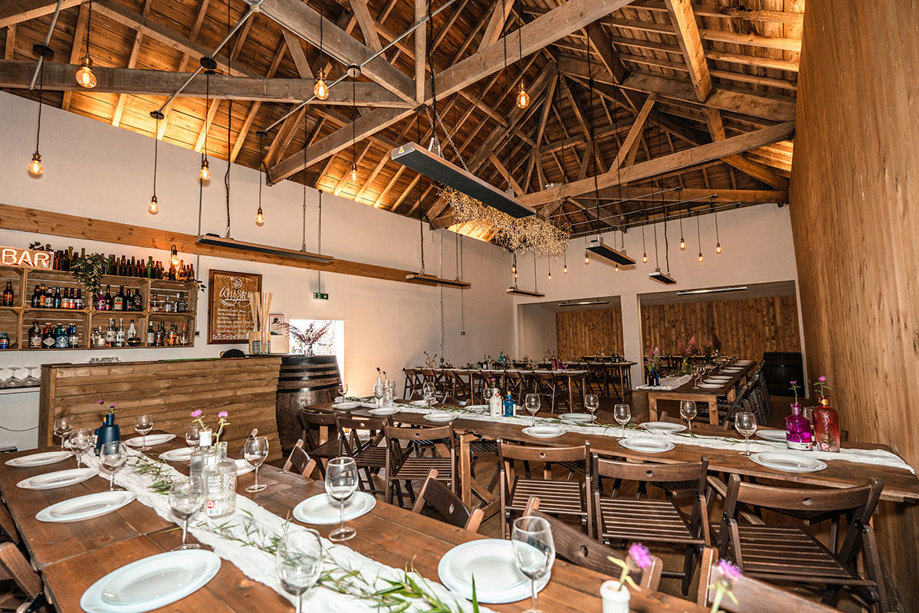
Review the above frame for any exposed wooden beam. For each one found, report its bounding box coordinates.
[519,120,795,206]
[193,99,220,153]
[230,39,287,163]
[487,152,523,196]
[264,107,306,172]
[349,0,382,52]
[0,0,84,28]
[609,93,655,172]
[281,29,313,77]
[479,0,515,52]
[60,2,88,112]
[663,0,712,101]
[630,0,803,25]
[111,0,153,127]
[3,24,14,59]
[414,0,424,101]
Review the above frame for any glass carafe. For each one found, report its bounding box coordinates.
[202,442,236,518]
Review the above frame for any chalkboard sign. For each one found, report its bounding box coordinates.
[207,270,262,344]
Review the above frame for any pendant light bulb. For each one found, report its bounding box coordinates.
[680,237,686,250]
[547,271,552,280]
[350,162,358,183]
[716,242,722,254]
[584,252,589,265]
[512,264,517,274]
[642,252,648,264]
[170,245,180,267]
[148,195,159,215]
[75,55,97,89]
[563,264,568,274]
[28,151,43,177]
[199,158,211,181]
[698,251,704,263]
[515,82,530,109]
[615,263,620,273]
[314,69,330,100]
[256,207,265,226]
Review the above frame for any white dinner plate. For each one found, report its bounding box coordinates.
[332,402,361,410]
[159,447,196,462]
[17,467,98,490]
[522,425,564,439]
[699,383,725,389]
[619,437,675,453]
[707,375,732,381]
[80,550,221,613]
[368,407,400,416]
[293,492,376,525]
[705,378,731,384]
[559,413,594,423]
[234,459,254,476]
[5,450,73,468]
[640,422,687,434]
[425,413,458,423]
[437,539,551,604]
[736,360,753,365]
[756,430,787,443]
[464,404,488,413]
[721,368,743,373]
[124,434,175,448]
[750,452,827,473]
[410,400,430,407]
[37,490,136,523]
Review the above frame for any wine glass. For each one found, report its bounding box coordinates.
[584,394,599,421]
[373,379,385,408]
[511,515,555,613]
[735,411,758,456]
[422,381,436,408]
[613,403,631,436]
[524,393,541,426]
[134,414,154,450]
[186,424,201,449]
[337,382,349,400]
[325,457,358,542]
[169,476,204,550]
[53,415,74,451]
[22,367,38,387]
[693,366,705,389]
[100,441,127,490]
[7,367,21,388]
[244,435,270,493]
[68,428,93,468]
[679,400,698,432]
[276,529,323,613]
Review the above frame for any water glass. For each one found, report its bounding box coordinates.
[679,400,698,432]
[524,393,540,426]
[169,476,204,550]
[422,382,437,408]
[325,457,358,542]
[735,411,758,456]
[613,403,631,436]
[383,389,394,408]
[134,414,154,450]
[511,516,555,613]
[276,529,323,613]
[68,428,93,468]
[186,424,201,449]
[584,394,599,421]
[338,382,349,398]
[100,441,127,491]
[244,435,270,493]
[53,415,74,451]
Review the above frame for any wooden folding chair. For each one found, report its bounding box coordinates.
[717,474,887,611]
[0,542,43,611]
[384,424,455,508]
[412,469,483,533]
[335,414,391,495]
[298,410,347,478]
[282,439,317,479]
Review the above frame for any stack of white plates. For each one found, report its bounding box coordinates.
[37,491,136,523]
[750,452,826,473]
[125,434,175,448]
[437,539,551,604]
[521,425,564,439]
[160,448,196,462]
[80,550,221,612]
[17,468,98,490]
[424,412,457,423]
[640,422,686,434]
[293,492,376,525]
[559,413,593,423]
[368,407,400,416]
[619,437,675,453]
[5,450,72,468]
[698,383,724,389]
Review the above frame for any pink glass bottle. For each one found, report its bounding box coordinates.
[812,398,840,452]
[785,403,813,451]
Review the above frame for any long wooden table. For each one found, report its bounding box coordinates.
[0,441,705,612]
[644,361,757,425]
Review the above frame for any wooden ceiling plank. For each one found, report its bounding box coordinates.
[413,0,424,101]
[3,24,14,59]
[193,98,220,153]
[663,0,712,101]
[349,0,383,52]
[264,107,306,172]
[111,0,154,127]
[60,2,89,112]
[478,0,514,52]
[609,92,655,172]
[487,151,523,196]
[0,0,84,29]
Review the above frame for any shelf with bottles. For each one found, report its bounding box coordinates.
[23,275,88,311]
[1,267,24,309]
[148,283,194,316]
[86,316,146,349]
[21,317,88,350]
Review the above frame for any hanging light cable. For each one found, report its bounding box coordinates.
[349,73,357,183]
[255,130,266,225]
[302,109,309,251]
[696,213,703,262]
[148,110,163,214]
[515,7,529,109]
[547,256,551,280]
[563,251,568,274]
[714,207,722,253]
[224,0,233,235]
[314,0,330,100]
[679,208,686,250]
[75,0,97,88]
[28,46,51,177]
[641,218,648,263]
[199,68,212,181]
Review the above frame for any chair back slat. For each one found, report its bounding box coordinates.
[725,473,875,513]
[335,415,390,457]
[385,424,454,442]
[498,441,589,464]
[282,439,316,478]
[412,469,483,533]
[593,456,708,492]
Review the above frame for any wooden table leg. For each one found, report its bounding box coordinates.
[648,395,659,421]
[709,399,719,425]
[459,432,472,507]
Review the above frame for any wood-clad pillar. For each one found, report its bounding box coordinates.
[620,293,643,386]
[789,0,919,606]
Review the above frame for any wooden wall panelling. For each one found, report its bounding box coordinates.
[555,307,624,360]
[789,1,919,606]
[39,357,284,462]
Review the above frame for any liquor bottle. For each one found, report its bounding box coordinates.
[62,288,70,310]
[147,322,155,346]
[44,286,53,308]
[68,324,79,348]
[163,295,175,313]
[179,323,188,346]
[115,319,126,347]
[503,392,515,417]
[813,398,841,453]
[113,286,124,311]
[203,442,236,518]
[175,293,187,313]
[488,380,502,417]
[93,326,106,348]
[29,322,42,349]
[167,323,178,346]
[41,324,54,349]
[31,285,41,308]
[187,262,195,281]
[785,404,813,450]
[2,281,13,306]
[104,285,113,310]
[127,320,141,346]
[53,287,61,309]
[132,288,143,311]
[95,289,106,311]
[155,322,165,346]
[75,289,83,310]
[105,319,116,347]
[53,324,68,348]
[150,292,160,313]
[145,256,154,278]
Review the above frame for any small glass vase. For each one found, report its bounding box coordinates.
[600,580,630,613]
[813,398,840,453]
[202,442,237,518]
[785,403,813,451]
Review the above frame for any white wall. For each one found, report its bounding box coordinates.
[0,91,515,449]
[516,303,558,361]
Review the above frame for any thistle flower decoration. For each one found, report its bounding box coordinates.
[607,542,651,591]
[709,559,741,612]
[814,375,832,400]
[789,380,801,404]
[215,411,231,442]
[98,399,116,415]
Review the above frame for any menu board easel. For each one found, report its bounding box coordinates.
[207,269,262,344]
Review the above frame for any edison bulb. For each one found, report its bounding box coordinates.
[715,242,722,254]
[314,69,330,100]
[199,159,211,181]
[698,252,704,263]
[563,264,568,274]
[547,271,552,280]
[515,83,530,109]
[28,152,43,177]
[148,195,159,215]
[256,207,265,226]
[680,237,686,250]
[642,253,648,264]
[350,163,358,183]
[615,263,620,273]
[75,56,97,88]
[584,253,589,265]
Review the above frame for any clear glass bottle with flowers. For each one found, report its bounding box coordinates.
[188,411,236,517]
[812,376,840,452]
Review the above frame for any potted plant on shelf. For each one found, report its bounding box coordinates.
[284,321,331,357]
[70,252,107,300]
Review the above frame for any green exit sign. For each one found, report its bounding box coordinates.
[313,292,329,300]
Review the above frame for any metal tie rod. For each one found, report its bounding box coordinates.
[566,194,718,227]
[260,0,456,133]
[154,0,264,115]
[29,0,65,90]
[548,186,681,220]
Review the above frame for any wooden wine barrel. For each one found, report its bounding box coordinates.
[276,355,341,453]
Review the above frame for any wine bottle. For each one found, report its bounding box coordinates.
[1,281,13,307]
[113,286,124,311]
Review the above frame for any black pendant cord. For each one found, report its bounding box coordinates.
[258,130,264,210]
[586,34,600,239]
[35,61,43,153]
[317,189,323,291]
[653,214,660,268]
[426,0,441,153]
[84,0,93,57]
[202,70,210,165]
[500,0,510,190]
[302,108,309,251]
[664,200,670,273]
[318,0,324,66]
[419,218,426,274]
[351,76,356,171]
[152,116,159,198]
[224,0,232,236]
[696,213,702,258]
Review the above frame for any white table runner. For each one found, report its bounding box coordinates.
[635,374,693,391]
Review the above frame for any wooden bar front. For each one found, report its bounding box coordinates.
[39,356,283,462]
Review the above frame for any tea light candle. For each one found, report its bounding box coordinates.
[600,580,630,613]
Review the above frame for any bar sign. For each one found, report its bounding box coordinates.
[1,246,52,269]
[313,292,329,300]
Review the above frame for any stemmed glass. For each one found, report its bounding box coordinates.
[422,382,437,408]
[22,367,38,387]
[0,368,9,389]
[68,428,93,468]
[186,424,201,449]
[735,411,758,456]
[169,476,204,550]
[244,435,270,493]
[524,393,540,426]
[7,368,21,388]
[100,441,127,490]
[134,414,154,450]
[276,529,323,613]
[511,516,555,613]
[373,379,385,407]
[613,403,631,436]
[53,415,74,451]
[325,457,358,542]
[679,400,697,433]
[584,394,599,421]
[338,382,349,399]
[693,366,705,389]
